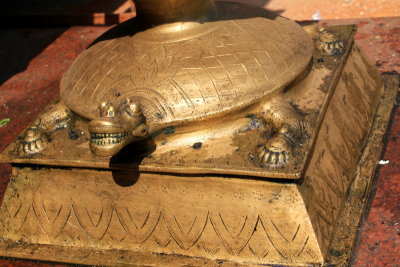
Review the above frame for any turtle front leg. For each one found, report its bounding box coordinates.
[257,95,305,166]
[88,98,148,157]
[20,101,73,155]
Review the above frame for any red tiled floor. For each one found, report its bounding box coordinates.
[0,27,109,266]
[353,93,400,266]
[0,26,110,151]
[226,0,400,20]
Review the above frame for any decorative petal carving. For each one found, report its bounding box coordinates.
[115,205,161,244]
[209,211,258,255]
[2,201,30,232]
[162,211,208,250]
[72,198,114,241]
[260,216,312,260]
[32,191,71,238]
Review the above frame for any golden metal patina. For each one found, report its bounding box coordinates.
[20,0,313,167]
[0,1,396,266]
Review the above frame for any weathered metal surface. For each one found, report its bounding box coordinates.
[61,8,312,122]
[332,74,399,266]
[0,167,322,266]
[0,38,394,266]
[298,43,385,257]
[0,25,356,179]
[0,2,398,265]
[0,16,398,267]
[40,0,311,165]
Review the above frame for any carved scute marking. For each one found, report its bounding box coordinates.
[169,79,195,109]
[123,87,175,121]
[89,52,128,99]
[32,191,71,238]
[115,204,161,244]
[71,39,120,95]
[61,14,312,123]
[162,211,209,250]
[209,212,258,255]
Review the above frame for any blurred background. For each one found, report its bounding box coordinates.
[1,0,400,25]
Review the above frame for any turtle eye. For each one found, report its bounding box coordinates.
[99,101,115,117]
[120,98,139,116]
[99,101,110,114]
[105,105,116,117]
[129,103,139,113]
[123,103,139,118]
[122,98,131,105]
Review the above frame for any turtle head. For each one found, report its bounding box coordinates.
[88,99,148,157]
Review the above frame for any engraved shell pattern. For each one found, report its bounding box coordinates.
[60,9,313,124]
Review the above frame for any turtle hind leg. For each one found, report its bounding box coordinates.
[257,95,306,166]
[19,101,74,155]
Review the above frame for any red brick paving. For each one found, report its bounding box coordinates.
[0,27,109,266]
[0,26,109,152]
[352,93,399,267]
[234,0,400,20]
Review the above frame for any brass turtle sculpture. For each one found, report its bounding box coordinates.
[20,0,314,166]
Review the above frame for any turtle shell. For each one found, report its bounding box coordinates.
[60,2,313,124]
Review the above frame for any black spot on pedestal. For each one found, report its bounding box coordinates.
[68,129,79,140]
[192,142,202,149]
